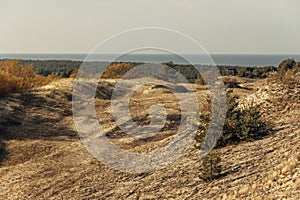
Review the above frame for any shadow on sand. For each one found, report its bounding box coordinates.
[0,90,78,164]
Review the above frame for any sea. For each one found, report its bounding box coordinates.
[1,54,300,67]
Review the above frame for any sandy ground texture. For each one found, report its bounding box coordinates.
[0,77,299,199]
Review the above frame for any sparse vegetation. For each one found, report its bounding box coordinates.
[272,58,300,85]
[0,60,55,96]
[102,63,134,79]
[195,90,268,181]
[278,59,296,73]
[195,90,268,150]
[199,151,222,182]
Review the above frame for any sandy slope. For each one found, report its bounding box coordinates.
[0,78,299,199]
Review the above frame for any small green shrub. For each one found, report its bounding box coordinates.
[195,90,268,148]
[199,151,222,182]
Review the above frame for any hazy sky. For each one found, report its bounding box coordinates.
[0,0,299,54]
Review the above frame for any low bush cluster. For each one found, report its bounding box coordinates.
[195,90,267,149]
[0,60,55,96]
[102,63,134,79]
[199,151,222,182]
[274,59,300,84]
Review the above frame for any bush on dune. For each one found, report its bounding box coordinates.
[199,151,222,182]
[195,90,268,149]
[195,90,268,181]
[0,60,55,97]
[275,58,300,84]
[102,63,134,79]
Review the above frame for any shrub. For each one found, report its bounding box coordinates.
[69,69,78,78]
[195,90,268,148]
[278,59,296,73]
[102,63,134,79]
[294,63,300,74]
[238,101,266,140]
[196,90,268,181]
[194,73,205,85]
[69,69,85,78]
[199,150,222,182]
[277,59,299,81]
[0,60,55,96]
[271,59,300,85]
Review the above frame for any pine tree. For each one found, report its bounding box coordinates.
[195,90,267,148]
[199,151,222,182]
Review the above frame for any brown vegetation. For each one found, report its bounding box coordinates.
[102,63,134,79]
[0,60,55,96]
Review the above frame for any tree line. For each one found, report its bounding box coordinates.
[0,59,280,80]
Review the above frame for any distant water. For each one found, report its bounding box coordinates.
[1,53,300,67]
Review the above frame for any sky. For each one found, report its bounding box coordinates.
[0,0,299,54]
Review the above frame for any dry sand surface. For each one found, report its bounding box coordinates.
[0,77,299,199]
